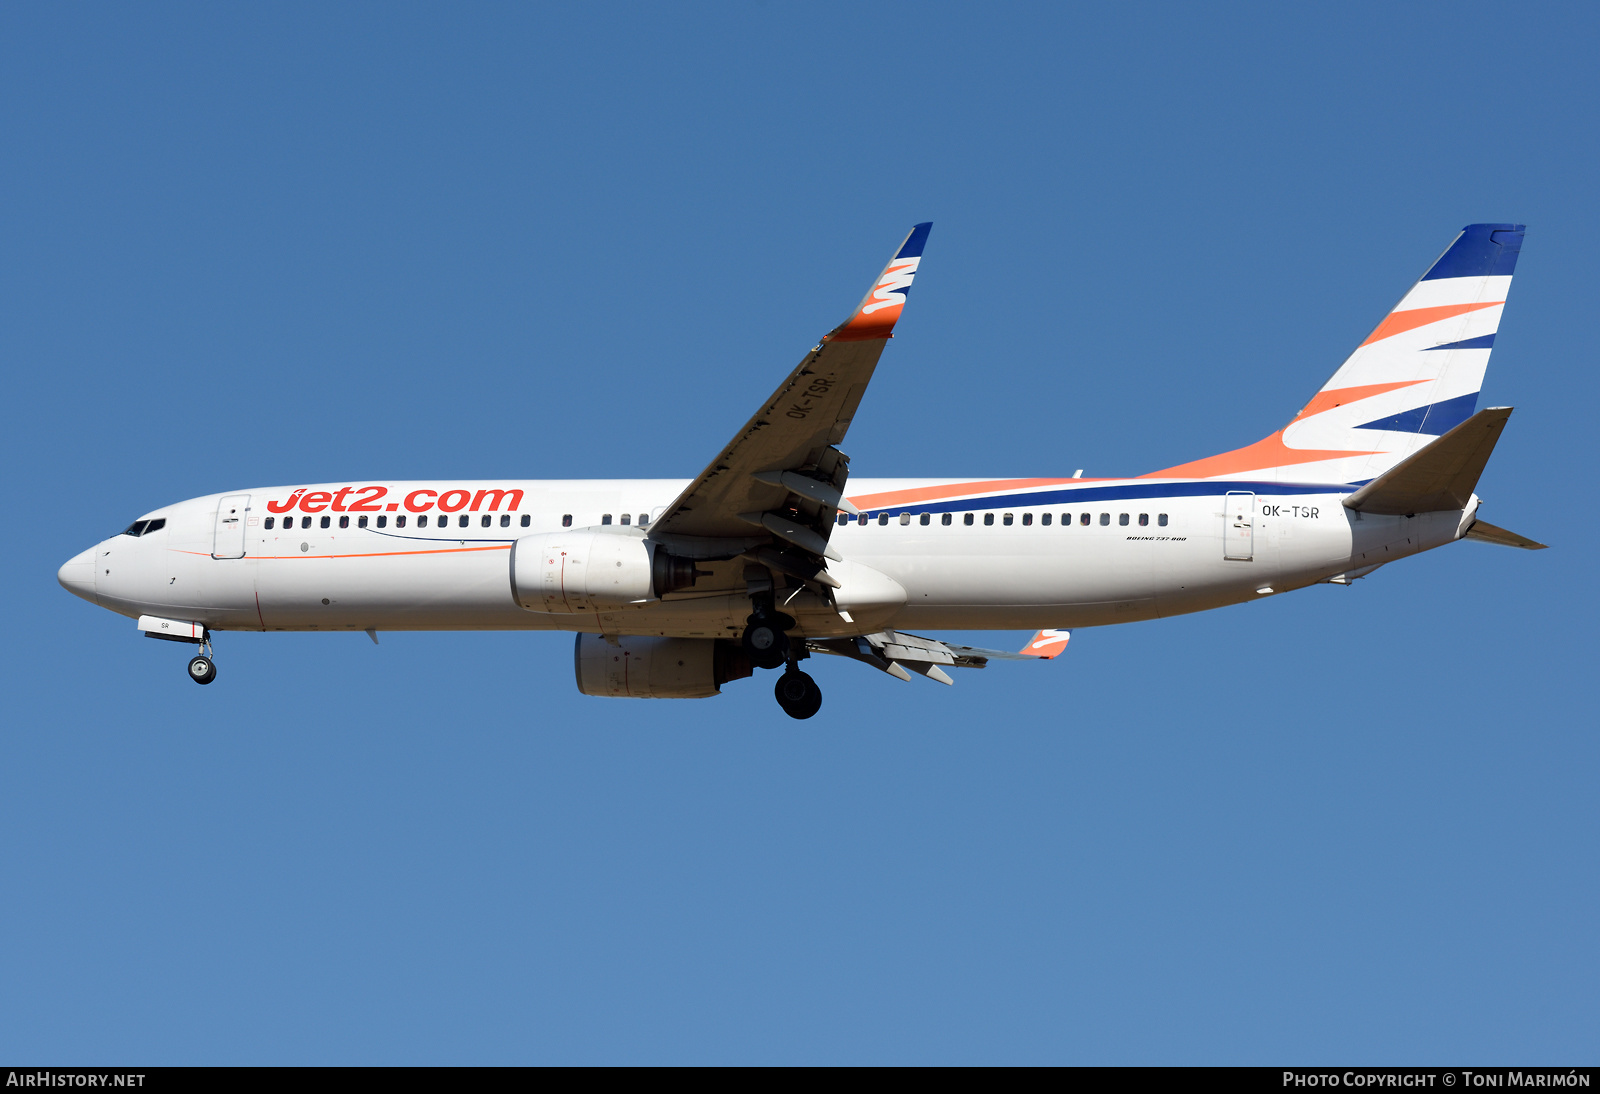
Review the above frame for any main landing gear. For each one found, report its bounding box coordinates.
[741,589,821,718]
[742,612,791,670]
[774,664,822,720]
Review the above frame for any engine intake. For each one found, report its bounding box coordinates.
[573,635,751,698]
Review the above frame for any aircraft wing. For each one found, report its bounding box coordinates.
[651,223,932,549]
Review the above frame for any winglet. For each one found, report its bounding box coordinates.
[1020,629,1071,659]
[829,222,933,343]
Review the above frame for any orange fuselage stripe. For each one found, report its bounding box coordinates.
[173,544,512,561]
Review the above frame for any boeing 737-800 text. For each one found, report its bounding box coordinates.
[58,222,1544,718]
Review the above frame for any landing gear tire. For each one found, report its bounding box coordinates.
[742,619,790,670]
[774,669,822,720]
[187,655,217,685]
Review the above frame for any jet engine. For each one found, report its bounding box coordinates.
[573,634,751,698]
[512,531,700,613]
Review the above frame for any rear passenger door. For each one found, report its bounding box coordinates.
[212,494,251,559]
[1223,491,1254,562]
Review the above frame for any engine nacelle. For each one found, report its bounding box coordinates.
[512,531,700,613]
[573,635,751,698]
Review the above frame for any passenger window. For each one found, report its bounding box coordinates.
[941,513,952,526]
[1158,514,1168,527]
[878,513,889,526]
[339,515,349,529]
[964,513,974,526]
[858,513,868,526]
[302,516,313,529]
[1003,513,1013,526]
[1041,513,1051,525]
[1138,513,1148,526]
[1099,513,1109,526]
[459,514,469,528]
[419,515,429,527]
[481,514,491,528]
[601,514,612,525]
[1080,513,1090,526]
[264,517,274,530]
[377,515,387,528]
[396,515,406,528]
[620,513,630,525]
[638,514,649,526]
[1118,513,1128,526]
[899,512,910,525]
[983,513,994,526]
[521,514,531,527]
[500,514,510,527]
[1061,513,1070,525]
[321,516,331,529]
[838,513,850,526]
[920,513,930,526]
[1022,513,1033,526]
[562,514,572,528]
[358,515,368,528]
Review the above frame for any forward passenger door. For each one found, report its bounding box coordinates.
[212,494,251,559]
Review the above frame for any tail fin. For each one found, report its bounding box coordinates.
[1147,224,1524,483]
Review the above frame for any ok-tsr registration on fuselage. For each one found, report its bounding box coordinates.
[58,222,1544,718]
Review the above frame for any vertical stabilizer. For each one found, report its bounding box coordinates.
[1147,224,1524,484]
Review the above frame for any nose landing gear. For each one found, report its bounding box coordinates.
[184,633,217,685]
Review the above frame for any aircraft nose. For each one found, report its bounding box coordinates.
[58,546,99,604]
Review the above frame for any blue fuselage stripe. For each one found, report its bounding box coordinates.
[858,480,1351,517]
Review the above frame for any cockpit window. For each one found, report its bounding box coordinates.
[120,520,149,537]
[143,518,165,534]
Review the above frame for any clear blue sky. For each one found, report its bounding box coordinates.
[3,1,1596,1064]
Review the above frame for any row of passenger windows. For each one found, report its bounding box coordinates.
[838,511,1170,527]
[266,513,534,531]
[265,512,648,532]
[261,510,1172,533]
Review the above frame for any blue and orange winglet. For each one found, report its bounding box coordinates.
[829,222,933,343]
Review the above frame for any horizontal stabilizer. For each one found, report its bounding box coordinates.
[1465,519,1547,550]
[1343,407,1511,515]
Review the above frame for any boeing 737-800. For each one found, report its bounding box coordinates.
[57,222,1544,718]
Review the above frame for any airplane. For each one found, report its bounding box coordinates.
[57,221,1545,719]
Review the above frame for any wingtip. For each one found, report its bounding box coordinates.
[896,222,933,260]
[831,222,934,343]
[1020,629,1070,659]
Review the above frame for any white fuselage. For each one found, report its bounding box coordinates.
[59,477,1475,639]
